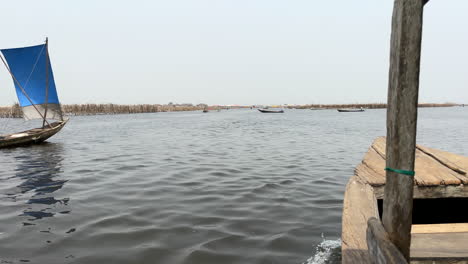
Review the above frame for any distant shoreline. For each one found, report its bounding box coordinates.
[291,103,460,109]
[0,103,461,118]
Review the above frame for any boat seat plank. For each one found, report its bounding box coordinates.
[412,224,468,234]
[411,232,468,259]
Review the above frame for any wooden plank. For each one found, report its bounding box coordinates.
[411,232,468,259]
[411,260,468,264]
[367,217,408,264]
[373,184,468,199]
[361,147,387,185]
[356,162,386,187]
[417,145,468,183]
[417,145,467,175]
[365,137,467,187]
[342,177,379,264]
[412,224,468,234]
[414,149,462,186]
[358,137,468,198]
[383,0,425,260]
[371,137,387,159]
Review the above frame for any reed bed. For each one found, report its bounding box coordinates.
[0,103,22,118]
[0,103,206,118]
[291,103,458,109]
[0,103,459,118]
[61,104,205,116]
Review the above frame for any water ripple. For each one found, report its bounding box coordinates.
[1,108,467,263]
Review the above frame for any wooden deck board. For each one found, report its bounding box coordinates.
[355,163,385,187]
[414,150,462,186]
[411,232,468,259]
[357,137,468,189]
[417,145,468,183]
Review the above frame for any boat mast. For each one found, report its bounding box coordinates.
[382,0,428,261]
[43,37,50,127]
[0,50,51,127]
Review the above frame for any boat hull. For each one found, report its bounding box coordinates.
[0,119,68,148]
[337,109,364,112]
[258,109,284,113]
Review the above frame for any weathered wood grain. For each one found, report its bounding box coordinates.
[417,145,468,180]
[412,260,468,264]
[373,184,468,199]
[363,138,468,187]
[383,0,425,259]
[356,162,386,187]
[414,150,462,186]
[411,232,468,259]
[371,137,387,159]
[367,217,408,264]
[412,223,468,234]
[342,177,379,264]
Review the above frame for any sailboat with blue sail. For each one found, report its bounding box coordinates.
[0,38,68,148]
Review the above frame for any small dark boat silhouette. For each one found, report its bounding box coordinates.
[337,108,364,112]
[258,109,284,113]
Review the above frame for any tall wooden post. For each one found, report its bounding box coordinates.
[383,0,426,261]
[43,37,50,127]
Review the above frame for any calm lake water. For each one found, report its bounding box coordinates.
[1,107,467,264]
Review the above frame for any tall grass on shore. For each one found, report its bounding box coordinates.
[292,103,458,109]
[61,104,204,115]
[0,102,460,118]
[0,103,206,118]
[0,103,22,118]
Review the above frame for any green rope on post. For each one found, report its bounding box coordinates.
[385,167,415,176]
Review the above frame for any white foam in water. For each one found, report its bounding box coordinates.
[304,235,341,264]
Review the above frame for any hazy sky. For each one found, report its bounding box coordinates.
[0,0,467,106]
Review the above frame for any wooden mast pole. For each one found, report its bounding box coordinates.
[43,37,50,128]
[383,0,428,261]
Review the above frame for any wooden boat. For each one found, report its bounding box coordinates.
[342,137,468,263]
[0,38,68,149]
[337,108,364,112]
[340,0,468,263]
[258,108,284,113]
[0,120,68,148]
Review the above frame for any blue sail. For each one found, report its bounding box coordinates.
[1,43,62,120]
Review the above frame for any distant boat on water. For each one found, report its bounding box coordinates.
[258,108,284,113]
[0,38,68,148]
[337,108,364,112]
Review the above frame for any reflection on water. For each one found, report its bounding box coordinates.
[12,143,69,222]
